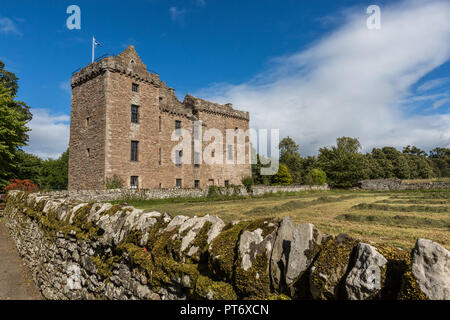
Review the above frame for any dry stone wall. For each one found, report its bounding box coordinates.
[3,191,449,300]
[35,184,328,203]
[360,179,450,191]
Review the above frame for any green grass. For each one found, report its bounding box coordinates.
[352,203,449,213]
[337,214,450,229]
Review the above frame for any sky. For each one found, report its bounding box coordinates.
[1,0,449,159]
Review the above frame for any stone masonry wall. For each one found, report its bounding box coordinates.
[33,184,328,203]
[4,191,449,300]
[360,179,450,191]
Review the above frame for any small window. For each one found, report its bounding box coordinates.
[86,148,91,157]
[212,150,215,158]
[175,120,181,135]
[176,179,182,188]
[159,183,162,189]
[224,180,229,187]
[131,105,139,123]
[86,117,90,127]
[131,141,139,161]
[159,115,162,132]
[132,83,139,92]
[228,145,233,161]
[159,148,162,166]
[209,179,215,186]
[175,150,182,166]
[194,152,200,167]
[194,180,200,189]
[159,97,163,103]
[235,127,238,132]
[130,176,139,189]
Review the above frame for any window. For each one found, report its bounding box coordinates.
[132,83,139,92]
[224,180,229,187]
[86,117,90,127]
[131,105,139,123]
[130,176,139,189]
[159,97,163,103]
[212,150,215,158]
[159,183,162,189]
[227,144,234,161]
[159,148,162,166]
[194,152,200,167]
[194,180,200,189]
[86,148,91,157]
[131,141,139,161]
[175,150,182,166]
[208,179,215,186]
[159,115,162,132]
[175,120,181,135]
[176,179,182,188]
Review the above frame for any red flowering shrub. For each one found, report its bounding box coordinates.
[3,179,40,193]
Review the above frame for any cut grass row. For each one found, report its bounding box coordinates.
[352,203,449,213]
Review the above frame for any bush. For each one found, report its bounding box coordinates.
[305,168,327,185]
[105,175,124,189]
[241,176,254,193]
[3,179,39,193]
[271,164,293,185]
[207,185,220,198]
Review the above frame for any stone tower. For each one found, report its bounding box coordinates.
[69,46,251,190]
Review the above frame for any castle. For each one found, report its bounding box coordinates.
[68,46,251,190]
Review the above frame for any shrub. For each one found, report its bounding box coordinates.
[305,168,327,185]
[105,175,124,189]
[207,185,220,198]
[241,176,254,193]
[3,179,39,193]
[271,164,293,185]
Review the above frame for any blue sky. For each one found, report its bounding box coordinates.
[1,0,449,158]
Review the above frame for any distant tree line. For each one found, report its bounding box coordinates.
[252,136,450,188]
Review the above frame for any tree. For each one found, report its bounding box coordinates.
[271,164,293,185]
[305,168,327,185]
[279,137,303,183]
[317,137,370,188]
[39,149,69,190]
[0,61,32,189]
[428,147,450,177]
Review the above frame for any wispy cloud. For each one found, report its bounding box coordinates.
[25,109,70,159]
[0,17,22,36]
[169,7,187,24]
[59,80,71,95]
[417,77,450,92]
[196,0,450,155]
[429,98,450,111]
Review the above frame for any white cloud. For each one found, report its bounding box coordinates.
[196,0,450,155]
[417,77,450,92]
[169,7,187,24]
[0,17,22,36]
[430,98,450,111]
[24,109,70,159]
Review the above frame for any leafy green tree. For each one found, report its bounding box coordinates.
[279,137,303,183]
[39,149,69,190]
[271,164,293,185]
[0,61,32,189]
[317,137,370,188]
[428,147,450,177]
[12,150,43,183]
[305,168,327,185]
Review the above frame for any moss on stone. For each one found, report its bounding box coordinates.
[234,248,272,299]
[91,255,121,279]
[310,235,359,300]
[193,275,237,300]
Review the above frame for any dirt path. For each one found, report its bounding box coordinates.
[0,217,43,300]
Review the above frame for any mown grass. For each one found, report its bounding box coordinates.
[120,189,450,250]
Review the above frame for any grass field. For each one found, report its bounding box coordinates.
[117,189,450,251]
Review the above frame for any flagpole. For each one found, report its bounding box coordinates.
[92,36,95,64]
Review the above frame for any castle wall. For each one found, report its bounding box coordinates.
[68,73,107,190]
